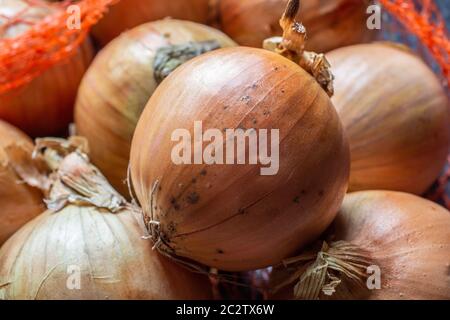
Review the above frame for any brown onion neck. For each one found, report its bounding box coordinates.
[154,40,221,84]
[270,241,373,300]
[263,0,334,96]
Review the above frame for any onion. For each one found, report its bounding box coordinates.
[327,43,450,195]
[92,0,212,46]
[0,120,43,245]
[130,2,350,271]
[0,0,94,137]
[0,140,212,300]
[270,191,450,300]
[129,0,349,272]
[75,19,236,197]
[218,0,377,52]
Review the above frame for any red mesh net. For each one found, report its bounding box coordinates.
[0,0,116,94]
[380,0,450,86]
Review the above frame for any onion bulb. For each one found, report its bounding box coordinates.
[218,0,377,52]
[0,140,212,300]
[75,19,236,197]
[271,191,450,300]
[92,0,213,46]
[0,0,94,137]
[328,43,450,195]
[0,120,43,245]
[130,40,349,270]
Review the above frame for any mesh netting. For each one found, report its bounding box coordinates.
[0,0,116,94]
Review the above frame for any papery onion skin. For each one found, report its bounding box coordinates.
[337,192,450,300]
[0,120,43,246]
[75,19,236,197]
[328,43,450,195]
[218,0,377,52]
[273,191,450,300]
[92,0,212,46]
[0,207,212,300]
[0,0,94,137]
[130,47,350,271]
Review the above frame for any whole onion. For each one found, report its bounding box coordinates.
[218,0,377,52]
[75,19,236,197]
[271,191,450,300]
[92,0,212,46]
[130,45,350,271]
[0,142,212,300]
[0,0,94,137]
[0,120,43,245]
[328,43,450,195]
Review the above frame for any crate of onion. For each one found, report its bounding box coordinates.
[0,0,449,300]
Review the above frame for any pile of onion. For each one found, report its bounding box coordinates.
[328,43,450,195]
[75,19,236,196]
[130,1,350,271]
[0,120,43,245]
[0,139,212,300]
[92,0,213,46]
[217,0,377,52]
[270,191,450,300]
[0,0,94,137]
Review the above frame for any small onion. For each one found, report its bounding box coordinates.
[0,120,43,245]
[271,191,450,300]
[130,46,350,271]
[218,0,377,52]
[0,0,94,137]
[328,43,450,195]
[0,143,212,300]
[92,0,212,46]
[75,19,236,196]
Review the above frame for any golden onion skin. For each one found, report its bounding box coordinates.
[92,0,212,46]
[328,43,450,195]
[75,20,236,197]
[218,0,377,52]
[130,47,350,271]
[0,120,43,245]
[334,191,450,299]
[0,208,212,300]
[272,191,450,300]
[0,0,94,137]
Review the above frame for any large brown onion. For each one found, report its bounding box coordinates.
[328,43,450,195]
[75,19,235,197]
[271,191,450,300]
[130,47,350,271]
[218,0,377,52]
[92,0,212,46]
[0,143,212,300]
[0,120,43,245]
[0,0,94,137]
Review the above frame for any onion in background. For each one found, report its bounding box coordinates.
[0,120,43,246]
[92,0,212,46]
[75,19,236,197]
[328,43,450,195]
[218,0,377,52]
